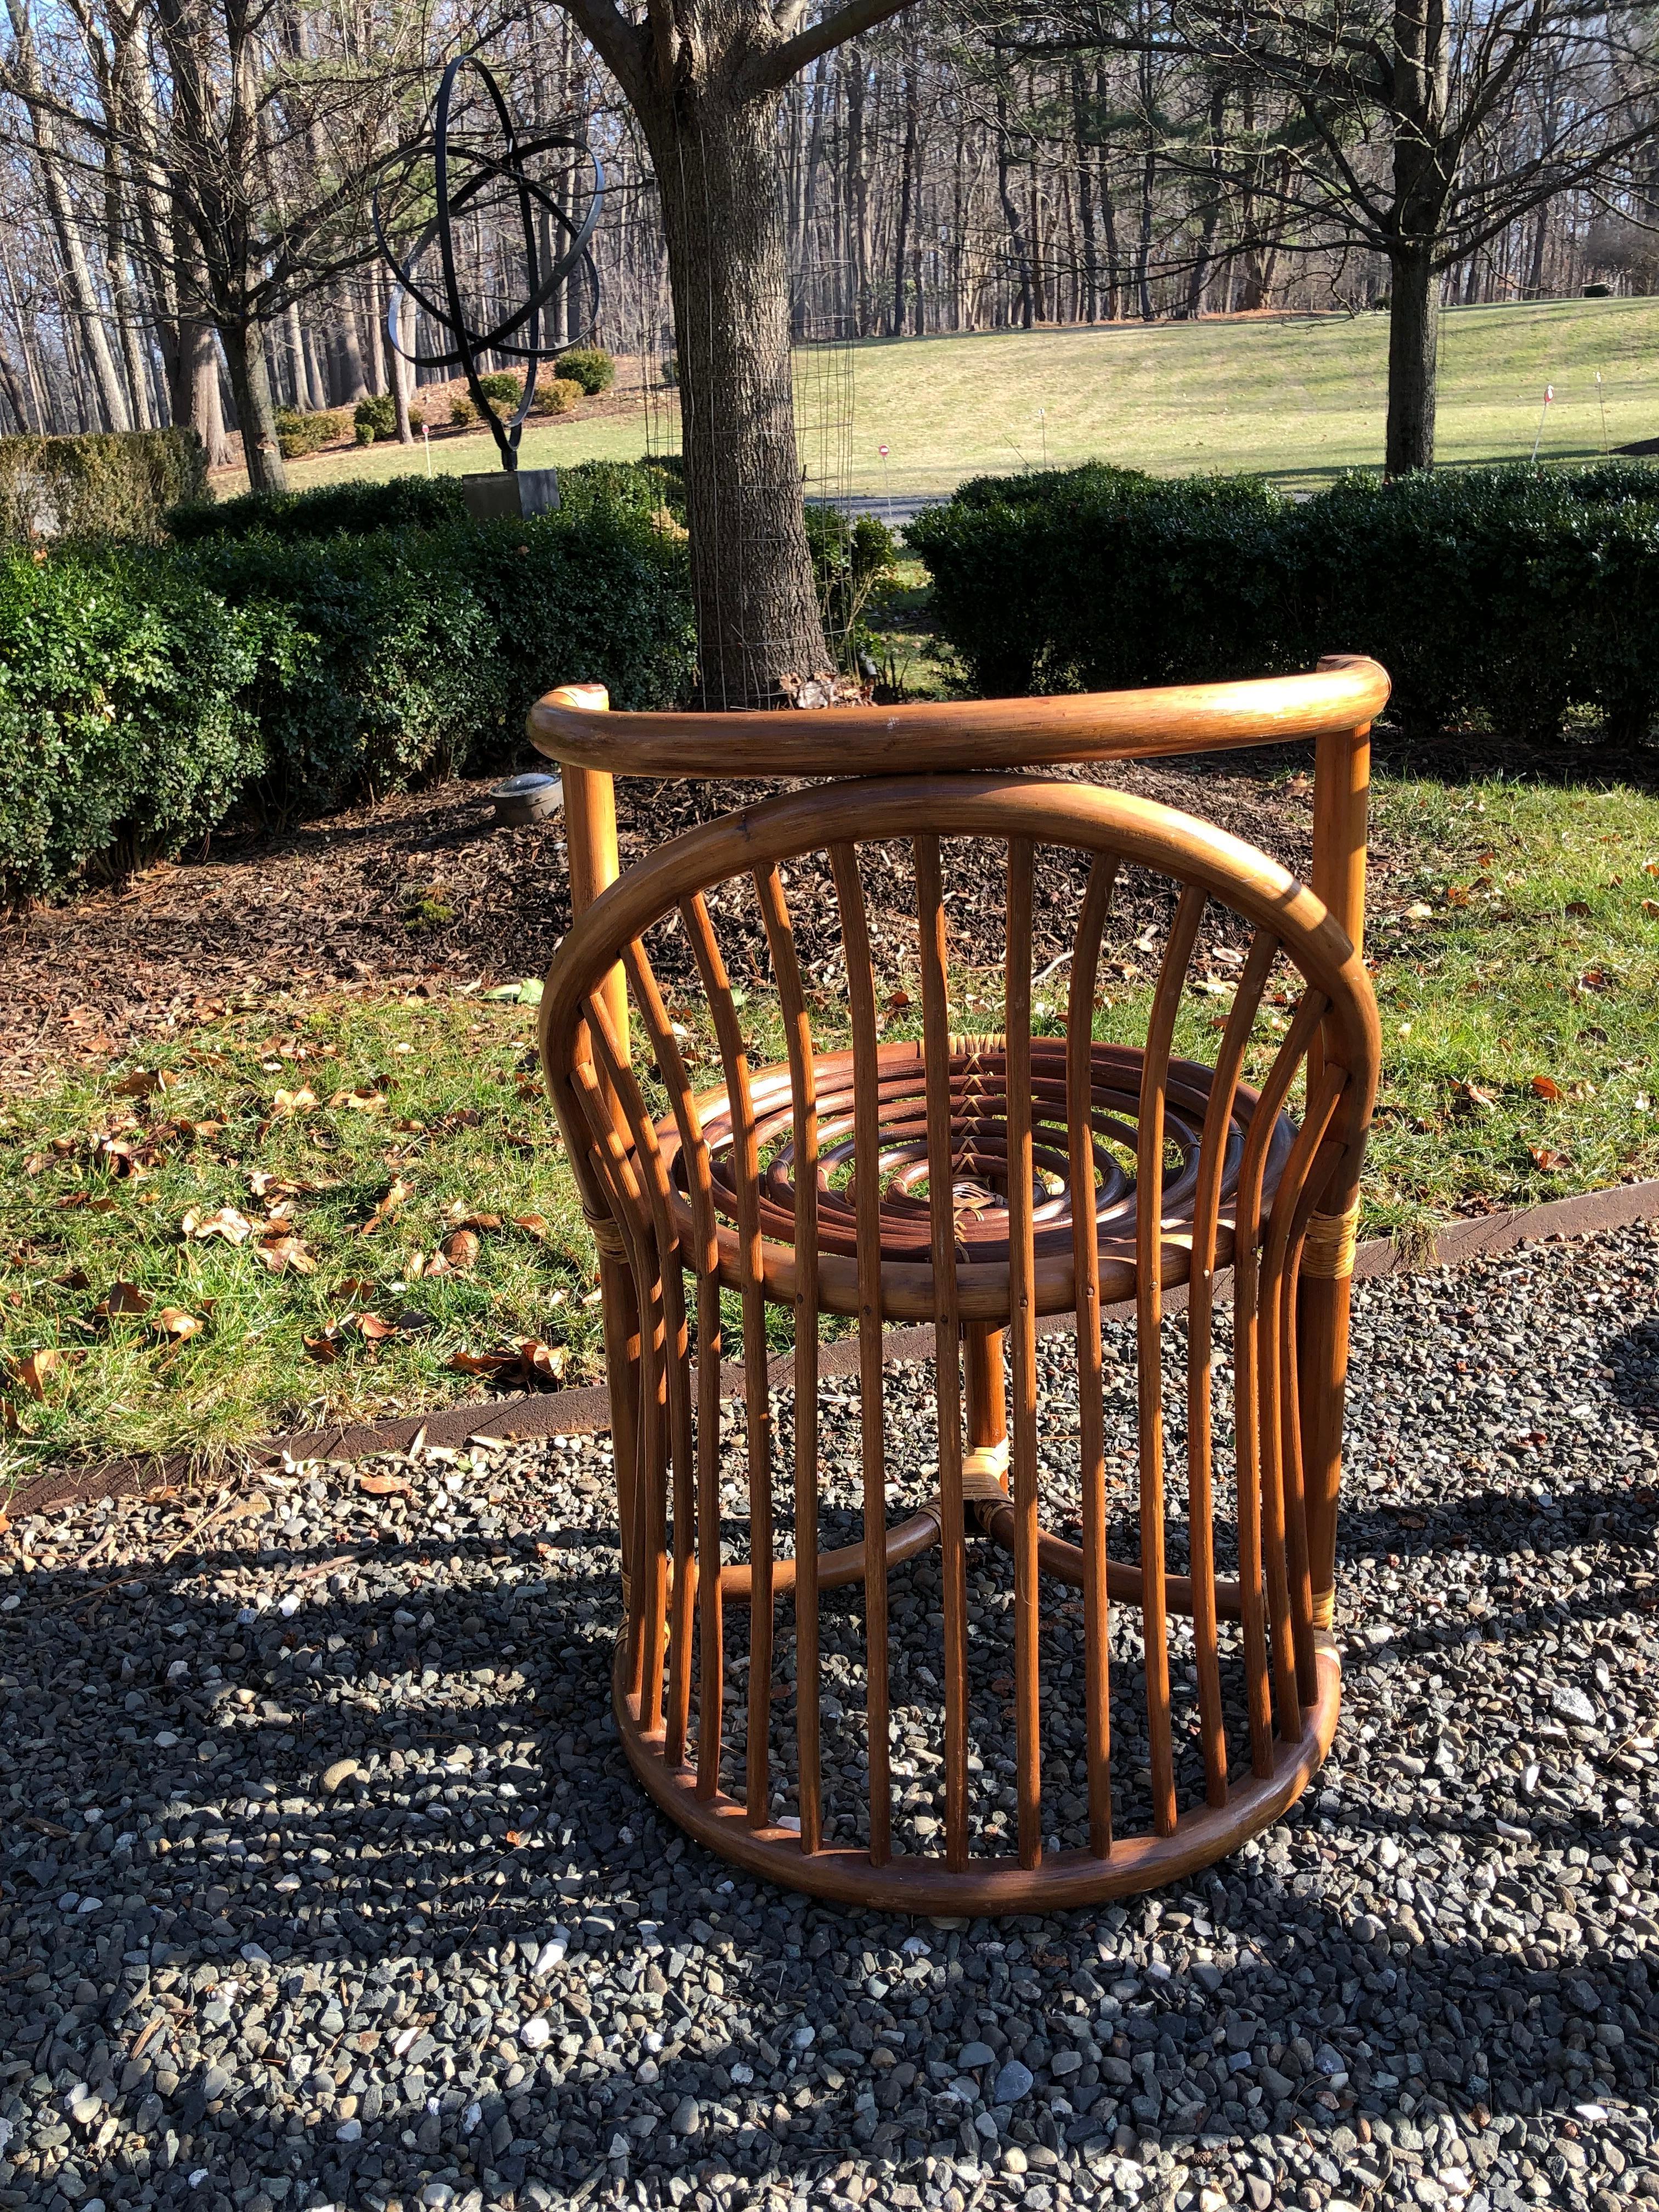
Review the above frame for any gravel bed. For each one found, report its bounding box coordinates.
[3,1223,1658,2212]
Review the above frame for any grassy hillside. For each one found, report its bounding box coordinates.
[246,295,1659,501]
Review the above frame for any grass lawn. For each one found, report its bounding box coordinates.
[245,296,1659,501]
[3,759,1655,1486]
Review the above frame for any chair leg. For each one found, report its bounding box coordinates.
[1297,1266,1353,1632]
[964,1323,1006,1457]
[599,1259,642,1583]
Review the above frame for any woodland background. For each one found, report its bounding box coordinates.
[3,0,1659,466]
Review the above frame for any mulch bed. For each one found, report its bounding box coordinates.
[0,744,1385,1092]
[5,717,1648,1092]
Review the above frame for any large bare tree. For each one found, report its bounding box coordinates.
[1167,0,1659,471]
[551,0,922,706]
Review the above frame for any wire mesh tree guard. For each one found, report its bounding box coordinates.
[374,54,604,479]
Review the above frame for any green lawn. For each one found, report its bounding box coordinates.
[254,296,1659,501]
[3,764,1656,1485]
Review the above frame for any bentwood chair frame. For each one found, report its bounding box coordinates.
[531,659,1386,1914]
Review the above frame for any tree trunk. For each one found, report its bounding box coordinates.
[1385,247,1437,474]
[646,87,829,707]
[1072,63,1099,323]
[997,91,1034,328]
[172,314,228,467]
[844,47,871,335]
[222,317,288,493]
[1095,64,1120,318]
[891,45,919,336]
[1187,82,1228,319]
[0,341,31,432]
[329,286,369,403]
[392,286,415,444]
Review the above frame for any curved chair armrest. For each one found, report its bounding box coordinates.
[528,656,1390,779]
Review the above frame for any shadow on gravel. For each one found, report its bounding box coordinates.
[4,1515,1656,2210]
[1608,1312,1659,1425]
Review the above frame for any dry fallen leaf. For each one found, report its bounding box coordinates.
[519,1338,567,1385]
[181,1205,254,1245]
[358,1471,411,1497]
[447,1336,567,1386]
[360,1177,413,1237]
[330,1087,387,1115]
[304,1333,342,1364]
[1454,1080,1497,1113]
[97,1280,151,1318]
[444,1203,504,1232]
[112,1069,180,1098]
[154,1308,205,1339]
[270,1086,319,1116]
[444,1229,479,1271]
[256,1233,316,1276]
[250,1169,331,1199]
[1528,1144,1570,1171]
[357,1312,399,1340]
[13,1348,64,1398]
[512,1212,551,1242]
[449,1348,517,1378]
[1531,1074,1561,1101]
[1565,899,1591,918]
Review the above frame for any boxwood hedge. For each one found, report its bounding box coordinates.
[1,493,694,901]
[909,460,1659,743]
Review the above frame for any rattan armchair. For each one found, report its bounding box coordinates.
[531,661,1384,1912]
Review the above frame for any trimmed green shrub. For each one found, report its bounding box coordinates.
[556,346,615,397]
[557,459,684,523]
[805,503,896,637]
[532,377,583,417]
[166,476,467,544]
[274,408,349,460]
[349,394,425,443]
[2,499,694,898]
[910,460,1659,741]
[0,429,208,544]
[475,372,524,407]
[180,507,696,810]
[450,395,478,427]
[0,544,260,898]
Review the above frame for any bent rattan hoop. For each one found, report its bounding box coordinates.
[539,761,1380,1912]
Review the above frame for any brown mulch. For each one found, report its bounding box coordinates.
[0,744,1406,1090]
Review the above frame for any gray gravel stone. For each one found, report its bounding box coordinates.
[993,2058,1036,2104]
[2,1221,1658,2211]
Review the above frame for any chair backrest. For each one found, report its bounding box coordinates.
[539,771,1379,1869]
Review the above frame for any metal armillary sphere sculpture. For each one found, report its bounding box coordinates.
[374,53,604,485]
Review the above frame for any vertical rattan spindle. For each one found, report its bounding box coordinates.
[555,684,643,1596]
[1300,692,1373,1634]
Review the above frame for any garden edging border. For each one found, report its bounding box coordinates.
[14,1176,1659,1520]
